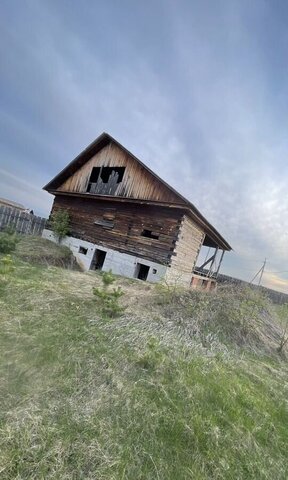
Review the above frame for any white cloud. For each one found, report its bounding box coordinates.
[0,168,52,216]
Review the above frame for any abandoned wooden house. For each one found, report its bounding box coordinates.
[43,132,231,288]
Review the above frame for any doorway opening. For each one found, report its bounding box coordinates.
[90,249,107,270]
[135,263,150,281]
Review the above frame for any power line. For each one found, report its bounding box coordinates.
[258,258,266,286]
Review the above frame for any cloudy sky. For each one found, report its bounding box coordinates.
[1,0,288,292]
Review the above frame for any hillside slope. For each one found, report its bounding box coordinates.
[0,238,288,479]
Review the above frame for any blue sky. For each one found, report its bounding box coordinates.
[1,0,288,292]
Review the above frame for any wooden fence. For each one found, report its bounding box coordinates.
[0,206,47,236]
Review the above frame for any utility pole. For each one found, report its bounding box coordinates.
[258,258,266,286]
[250,258,267,286]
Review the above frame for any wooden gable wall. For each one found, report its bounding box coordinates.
[57,143,183,204]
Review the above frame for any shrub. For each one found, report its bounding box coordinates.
[0,232,19,254]
[93,270,125,318]
[50,210,70,243]
[0,254,15,275]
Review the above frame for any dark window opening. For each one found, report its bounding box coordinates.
[87,166,125,192]
[135,263,150,281]
[90,249,107,271]
[141,229,159,240]
[100,167,125,184]
[89,167,101,183]
[152,268,157,274]
[87,167,101,192]
[79,246,88,255]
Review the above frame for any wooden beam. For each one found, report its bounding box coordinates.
[198,253,216,270]
[215,250,225,278]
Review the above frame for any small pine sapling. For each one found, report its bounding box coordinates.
[93,270,125,318]
[50,210,70,243]
[101,270,116,289]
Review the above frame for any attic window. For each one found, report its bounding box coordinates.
[141,229,159,240]
[100,167,125,183]
[87,166,125,192]
[87,167,100,192]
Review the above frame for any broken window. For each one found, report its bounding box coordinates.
[152,268,157,274]
[87,167,101,192]
[87,166,125,193]
[100,167,125,183]
[141,229,159,240]
[79,246,88,255]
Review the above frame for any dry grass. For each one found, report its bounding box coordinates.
[0,241,288,479]
[15,236,77,268]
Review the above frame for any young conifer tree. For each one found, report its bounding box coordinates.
[50,210,70,243]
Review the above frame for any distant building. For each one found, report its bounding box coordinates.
[43,132,231,288]
[0,197,28,212]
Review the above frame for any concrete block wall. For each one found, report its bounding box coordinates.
[102,248,166,282]
[42,229,96,271]
[42,229,166,283]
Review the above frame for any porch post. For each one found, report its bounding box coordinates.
[215,250,225,278]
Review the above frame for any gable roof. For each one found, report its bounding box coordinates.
[44,132,231,251]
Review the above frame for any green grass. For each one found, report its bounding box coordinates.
[0,242,288,479]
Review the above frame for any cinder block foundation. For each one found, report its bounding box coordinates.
[42,229,166,283]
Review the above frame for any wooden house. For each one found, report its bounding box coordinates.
[43,132,231,288]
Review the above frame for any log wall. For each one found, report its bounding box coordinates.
[166,215,205,285]
[51,195,184,265]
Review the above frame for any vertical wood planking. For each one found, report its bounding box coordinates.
[0,206,47,236]
[57,143,184,204]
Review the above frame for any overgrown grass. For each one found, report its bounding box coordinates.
[0,243,287,478]
[15,235,76,268]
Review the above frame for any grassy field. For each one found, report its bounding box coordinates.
[0,237,288,479]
